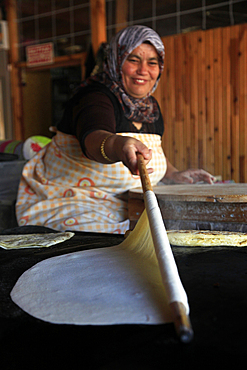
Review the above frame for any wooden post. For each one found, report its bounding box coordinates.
[90,0,107,56]
[115,0,128,33]
[5,0,24,140]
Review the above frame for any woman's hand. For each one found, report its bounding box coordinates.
[164,168,216,184]
[110,135,153,175]
[163,159,216,184]
[84,131,153,175]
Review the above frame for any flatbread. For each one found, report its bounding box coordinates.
[0,232,74,250]
[167,230,247,247]
[10,210,182,326]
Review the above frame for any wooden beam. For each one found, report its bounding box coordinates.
[90,0,107,56]
[115,0,128,33]
[6,0,24,140]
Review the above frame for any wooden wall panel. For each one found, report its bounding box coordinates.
[213,27,223,178]
[197,30,207,170]
[239,24,247,183]
[181,33,190,168]
[156,23,247,183]
[222,26,232,181]
[230,25,240,182]
[174,35,184,169]
[189,31,199,169]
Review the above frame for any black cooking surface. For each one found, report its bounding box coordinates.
[1,226,247,369]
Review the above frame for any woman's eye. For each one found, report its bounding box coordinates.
[128,58,138,63]
[149,61,158,66]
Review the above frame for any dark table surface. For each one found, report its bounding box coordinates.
[1,225,247,369]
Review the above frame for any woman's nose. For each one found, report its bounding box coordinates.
[137,62,148,74]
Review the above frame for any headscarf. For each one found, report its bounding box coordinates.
[84,25,165,124]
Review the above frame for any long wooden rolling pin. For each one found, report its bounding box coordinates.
[137,153,193,343]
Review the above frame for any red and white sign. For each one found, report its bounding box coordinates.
[26,42,54,67]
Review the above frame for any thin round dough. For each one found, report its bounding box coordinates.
[11,211,174,325]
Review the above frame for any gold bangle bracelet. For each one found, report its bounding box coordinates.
[100,135,114,162]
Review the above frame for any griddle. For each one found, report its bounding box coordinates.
[129,184,247,231]
[0,225,247,369]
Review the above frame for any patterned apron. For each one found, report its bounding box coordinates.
[16,131,167,234]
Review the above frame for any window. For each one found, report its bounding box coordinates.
[17,0,90,61]
[16,0,247,62]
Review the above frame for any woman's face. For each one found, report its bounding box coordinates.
[121,43,160,99]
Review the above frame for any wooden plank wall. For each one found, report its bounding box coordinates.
[153,23,247,183]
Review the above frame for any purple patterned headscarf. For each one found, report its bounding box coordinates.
[85,25,165,124]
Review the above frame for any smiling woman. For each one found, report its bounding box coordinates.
[15,25,215,234]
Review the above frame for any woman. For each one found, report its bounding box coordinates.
[16,25,215,234]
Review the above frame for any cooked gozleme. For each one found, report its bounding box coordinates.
[167,229,247,247]
[0,232,74,249]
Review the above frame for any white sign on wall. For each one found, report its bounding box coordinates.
[26,43,54,67]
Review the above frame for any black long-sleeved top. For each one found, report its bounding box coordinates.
[57,82,164,155]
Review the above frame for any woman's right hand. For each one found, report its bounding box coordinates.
[110,135,153,175]
[84,130,153,175]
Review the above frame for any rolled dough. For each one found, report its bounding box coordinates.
[10,211,175,325]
